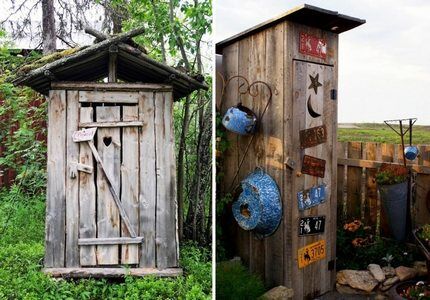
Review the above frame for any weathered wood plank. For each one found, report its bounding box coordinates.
[121,105,140,265]
[364,143,378,229]
[337,157,430,175]
[264,22,284,288]
[65,90,79,267]
[79,121,144,128]
[78,237,143,245]
[52,82,173,92]
[43,267,183,278]
[155,92,178,269]
[96,106,121,265]
[235,37,251,269]
[346,142,363,220]
[79,91,140,103]
[139,91,156,268]
[79,107,97,266]
[337,142,347,225]
[45,90,67,268]
[415,145,430,228]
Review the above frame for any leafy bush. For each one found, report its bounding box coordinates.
[376,163,408,185]
[216,261,265,300]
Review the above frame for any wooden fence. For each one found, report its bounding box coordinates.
[337,141,430,237]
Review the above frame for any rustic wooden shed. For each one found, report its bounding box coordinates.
[13,28,207,278]
[216,5,364,298]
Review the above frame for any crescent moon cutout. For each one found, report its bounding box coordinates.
[307,95,321,118]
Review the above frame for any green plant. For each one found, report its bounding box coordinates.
[216,261,265,300]
[336,220,420,270]
[376,163,408,185]
[418,224,430,242]
[382,254,394,267]
[398,281,430,300]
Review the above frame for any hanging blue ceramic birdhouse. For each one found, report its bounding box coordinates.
[232,169,282,237]
[222,104,257,135]
[404,146,419,160]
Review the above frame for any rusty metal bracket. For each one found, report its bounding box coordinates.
[218,73,273,193]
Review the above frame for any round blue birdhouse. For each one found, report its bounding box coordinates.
[404,146,419,161]
[222,104,257,135]
[232,169,282,237]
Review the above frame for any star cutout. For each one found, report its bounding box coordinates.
[308,73,322,94]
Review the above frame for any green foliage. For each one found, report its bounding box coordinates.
[0,41,46,194]
[336,225,420,270]
[216,261,265,300]
[0,190,212,299]
[418,224,430,241]
[338,123,430,144]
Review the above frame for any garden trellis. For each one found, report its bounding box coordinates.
[13,27,208,278]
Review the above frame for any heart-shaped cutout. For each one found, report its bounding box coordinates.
[103,136,112,147]
[240,203,251,218]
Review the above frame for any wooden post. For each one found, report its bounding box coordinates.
[108,44,118,83]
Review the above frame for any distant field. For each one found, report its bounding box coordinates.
[338,123,430,144]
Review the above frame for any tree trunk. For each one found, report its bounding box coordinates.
[177,96,191,241]
[42,0,56,54]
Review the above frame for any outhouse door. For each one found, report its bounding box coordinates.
[292,60,337,295]
[45,85,178,270]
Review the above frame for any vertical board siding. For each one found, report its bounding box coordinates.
[155,92,178,269]
[65,91,80,267]
[248,30,266,280]
[79,106,97,266]
[264,23,284,288]
[139,91,157,268]
[45,90,67,268]
[96,106,121,265]
[121,106,140,264]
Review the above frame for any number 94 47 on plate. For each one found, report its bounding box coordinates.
[298,240,326,268]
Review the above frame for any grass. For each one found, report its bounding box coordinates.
[338,123,430,144]
[216,260,265,300]
[0,188,212,300]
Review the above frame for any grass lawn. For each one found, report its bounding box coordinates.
[338,123,430,144]
[0,188,211,300]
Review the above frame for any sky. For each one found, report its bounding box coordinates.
[214,0,430,125]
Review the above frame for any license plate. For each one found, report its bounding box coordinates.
[300,125,327,149]
[298,216,326,236]
[299,33,327,59]
[298,240,326,268]
[297,184,326,211]
[301,155,326,178]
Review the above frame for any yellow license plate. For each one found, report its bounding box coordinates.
[298,240,326,268]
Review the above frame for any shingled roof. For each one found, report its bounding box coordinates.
[13,27,208,100]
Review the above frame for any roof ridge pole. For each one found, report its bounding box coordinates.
[109,44,118,83]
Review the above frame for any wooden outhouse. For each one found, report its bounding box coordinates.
[13,28,207,277]
[216,5,364,298]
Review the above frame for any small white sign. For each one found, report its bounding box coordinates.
[72,127,97,142]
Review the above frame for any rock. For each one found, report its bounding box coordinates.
[336,283,372,295]
[368,264,385,282]
[382,266,396,278]
[336,270,379,293]
[374,294,388,300]
[413,261,428,277]
[395,266,417,281]
[336,271,348,285]
[383,276,399,287]
[260,286,294,300]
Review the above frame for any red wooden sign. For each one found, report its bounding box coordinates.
[301,155,326,178]
[299,33,327,59]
